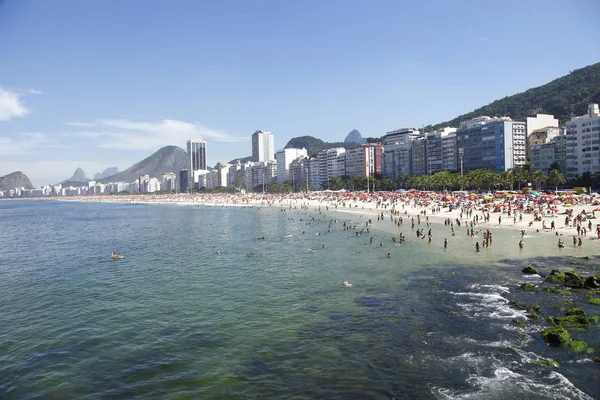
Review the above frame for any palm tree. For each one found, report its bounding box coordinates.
[529,170,547,191]
[548,169,566,192]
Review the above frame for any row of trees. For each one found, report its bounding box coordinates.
[317,167,569,193]
[194,166,600,194]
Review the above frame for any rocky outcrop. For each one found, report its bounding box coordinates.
[0,171,34,190]
[344,129,366,144]
[94,167,119,180]
[99,145,187,183]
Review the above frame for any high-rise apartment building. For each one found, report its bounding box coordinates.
[530,134,566,175]
[344,144,383,177]
[456,117,526,173]
[565,103,600,180]
[187,139,207,190]
[252,130,275,163]
[276,148,308,184]
[382,128,422,179]
[425,128,457,174]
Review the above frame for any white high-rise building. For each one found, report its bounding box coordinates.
[276,148,308,184]
[252,130,275,163]
[565,103,600,180]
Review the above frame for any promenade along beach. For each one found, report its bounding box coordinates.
[1,190,599,399]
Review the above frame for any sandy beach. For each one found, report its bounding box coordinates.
[56,190,600,252]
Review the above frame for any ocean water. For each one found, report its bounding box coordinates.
[0,199,598,399]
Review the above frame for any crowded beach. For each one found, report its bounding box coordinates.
[61,189,600,250]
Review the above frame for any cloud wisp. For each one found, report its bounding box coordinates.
[0,133,53,156]
[65,119,247,150]
[0,88,29,121]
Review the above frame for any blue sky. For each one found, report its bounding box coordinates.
[1,0,598,186]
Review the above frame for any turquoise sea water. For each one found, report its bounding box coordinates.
[0,200,598,399]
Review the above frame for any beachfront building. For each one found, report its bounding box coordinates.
[382,128,422,179]
[248,161,277,191]
[525,113,559,138]
[565,103,600,180]
[187,139,207,190]
[412,136,428,177]
[252,130,275,163]
[162,173,177,192]
[344,144,383,177]
[314,148,346,189]
[455,117,527,173]
[528,126,562,147]
[425,128,458,174]
[275,148,308,184]
[530,134,566,175]
[178,169,188,192]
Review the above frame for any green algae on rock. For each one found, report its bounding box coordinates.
[522,265,539,275]
[532,359,560,368]
[546,270,566,284]
[567,340,589,352]
[541,326,570,346]
[519,283,536,291]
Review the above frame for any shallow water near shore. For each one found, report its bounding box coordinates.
[0,200,598,399]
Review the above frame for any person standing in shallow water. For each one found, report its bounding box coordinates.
[475,242,480,252]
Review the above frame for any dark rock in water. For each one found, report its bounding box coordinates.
[522,265,539,275]
[546,270,566,284]
[509,300,541,312]
[584,275,600,289]
[519,283,536,291]
[541,326,570,346]
[564,271,584,288]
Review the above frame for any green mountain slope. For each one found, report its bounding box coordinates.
[427,61,600,130]
[284,136,350,156]
[99,145,187,183]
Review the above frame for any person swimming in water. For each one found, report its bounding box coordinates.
[112,252,123,259]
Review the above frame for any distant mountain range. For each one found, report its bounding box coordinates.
[0,171,34,191]
[94,167,119,180]
[96,145,187,183]
[58,146,187,186]
[4,62,599,190]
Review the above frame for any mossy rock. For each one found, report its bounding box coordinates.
[584,276,600,289]
[565,307,586,317]
[509,300,541,312]
[567,340,588,352]
[553,300,571,308]
[589,297,600,305]
[545,287,572,295]
[570,260,589,266]
[547,270,566,284]
[512,319,527,328]
[526,313,540,319]
[519,283,536,291]
[541,326,570,346]
[564,271,584,288]
[522,265,539,275]
[548,315,596,329]
[532,359,560,368]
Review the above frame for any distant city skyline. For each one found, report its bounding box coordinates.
[1,0,599,186]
